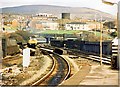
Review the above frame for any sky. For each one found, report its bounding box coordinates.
[0,0,120,16]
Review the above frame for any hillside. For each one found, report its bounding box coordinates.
[2,5,114,20]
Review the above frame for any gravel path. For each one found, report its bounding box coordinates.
[20,55,52,85]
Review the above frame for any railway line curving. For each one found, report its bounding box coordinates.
[34,47,112,86]
[32,54,56,86]
[2,46,112,86]
[32,48,71,86]
[67,49,111,65]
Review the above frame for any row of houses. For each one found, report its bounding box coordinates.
[65,22,103,30]
[2,13,116,32]
[30,21,104,31]
[30,13,104,30]
[2,18,104,31]
[30,20,59,30]
[33,13,58,21]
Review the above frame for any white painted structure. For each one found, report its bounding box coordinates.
[23,48,30,67]
[111,37,119,68]
[65,22,90,31]
[112,37,118,45]
[112,37,118,56]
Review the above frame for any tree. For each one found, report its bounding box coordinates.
[9,33,26,43]
[110,31,117,38]
[103,21,115,29]
[15,30,33,42]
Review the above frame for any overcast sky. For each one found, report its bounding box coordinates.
[0,0,120,15]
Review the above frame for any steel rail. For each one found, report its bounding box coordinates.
[32,53,56,85]
[32,48,71,86]
[67,49,111,64]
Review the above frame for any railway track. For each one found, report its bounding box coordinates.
[2,47,70,86]
[2,54,22,62]
[41,46,111,65]
[2,46,111,86]
[67,49,111,64]
[32,48,71,86]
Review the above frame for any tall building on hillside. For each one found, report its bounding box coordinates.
[61,13,70,19]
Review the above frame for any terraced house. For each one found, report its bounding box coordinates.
[30,20,59,30]
[65,22,90,31]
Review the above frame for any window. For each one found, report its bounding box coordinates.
[74,27,76,30]
[67,24,70,27]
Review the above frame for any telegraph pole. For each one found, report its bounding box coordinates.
[118,2,120,39]
[118,1,120,69]
[95,13,97,36]
[100,15,103,65]
[102,0,119,69]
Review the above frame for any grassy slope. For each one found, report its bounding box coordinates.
[41,30,112,39]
